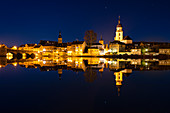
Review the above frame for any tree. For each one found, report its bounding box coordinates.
[84,30,97,46]
[83,67,97,83]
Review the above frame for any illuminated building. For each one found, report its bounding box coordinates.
[131,49,141,55]
[87,47,100,56]
[11,46,17,50]
[159,48,170,55]
[114,16,133,44]
[109,41,125,54]
[69,41,86,56]
[18,44,37,51]
[33,44,43,52]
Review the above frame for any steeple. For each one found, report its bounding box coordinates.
[118,16,121,25]
[99,35,104,45]
[58,69,62,80]
[114,16,123,41]
[116,85,121,96]
[100,35,103,40]
[58,31,62,38]
[58,31,62,43]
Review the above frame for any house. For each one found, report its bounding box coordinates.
[68,41,86,56]
[109,41,125,54]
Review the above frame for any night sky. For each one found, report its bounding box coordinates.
[0,0,169,47]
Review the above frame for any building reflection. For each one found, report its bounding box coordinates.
[0,57,170,96]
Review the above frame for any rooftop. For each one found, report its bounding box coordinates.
[110,41,125,45]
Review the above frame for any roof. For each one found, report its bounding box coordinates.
[67,42,72,46]
[27,44,36,47]
[72,41,84,44]
[39,40,57,46]
[123,36,132,40]
[20,44,25,47]
[34,44,42,48]
[117,23,122,27]
[110,41,125,45]
[58,32,62,38]
[133,41,170,45]
[56,43,67,47]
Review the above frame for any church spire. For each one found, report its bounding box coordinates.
[58,31,62,43]
[118,16,121,25]
[99,35,104,45]
[58,31,62,38]
[100,35,103,40]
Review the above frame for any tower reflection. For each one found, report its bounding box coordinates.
[0,56,170,96]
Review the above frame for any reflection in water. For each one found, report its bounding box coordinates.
[0,57,170,96]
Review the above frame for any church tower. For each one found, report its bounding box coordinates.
[99,35,104,45]
[58,69,62,80]
[114,71,123,96]
[114,16,123,41]
[58,31,62,44]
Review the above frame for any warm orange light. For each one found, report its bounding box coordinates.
[12,46,17,50]
[12,62,17,67]
[6,53,13,60]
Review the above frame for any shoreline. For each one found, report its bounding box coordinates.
[2,54,170,60]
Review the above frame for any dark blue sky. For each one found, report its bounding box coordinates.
[0,0,169,47]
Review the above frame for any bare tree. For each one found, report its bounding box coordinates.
[83,67,97,83]
[84,30,97,46]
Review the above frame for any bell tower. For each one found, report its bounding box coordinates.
[114,16,123,41]
[58,31,62,44]
[114,71,123,96]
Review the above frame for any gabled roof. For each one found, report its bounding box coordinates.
[34,44,42,48]
[110,41,125,45]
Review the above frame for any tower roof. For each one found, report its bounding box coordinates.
[58,31,62,38]
[100,35,103,40]
[123,36,132,40]
[117,16,122,27]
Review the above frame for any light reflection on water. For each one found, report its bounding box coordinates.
[0,57,170,113]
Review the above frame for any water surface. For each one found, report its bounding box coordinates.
[0,57,170,113]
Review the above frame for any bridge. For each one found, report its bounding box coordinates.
[7,48,38,59]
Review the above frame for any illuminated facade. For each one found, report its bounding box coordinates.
[109,41,125,54]
[114,16,133,44]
